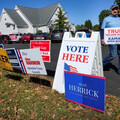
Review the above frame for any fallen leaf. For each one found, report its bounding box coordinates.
[42,95,49,100]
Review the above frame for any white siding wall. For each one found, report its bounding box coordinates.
[18,28,28,34]
[0,10,18,35]
[38,26,49,33]
[15,6,34,33]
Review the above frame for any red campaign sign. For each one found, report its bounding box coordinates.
[30,40,51,62]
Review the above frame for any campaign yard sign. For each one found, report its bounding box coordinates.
[64,64,105,113]
[104,27,120,44]
[6,48,20,68]
[16,48,47,75]
[30,40,51,62]
[0,49,13,71]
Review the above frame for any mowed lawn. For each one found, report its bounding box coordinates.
[0,69,120,120]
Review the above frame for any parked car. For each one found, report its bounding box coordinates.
[0,35,10,43]
[75,28,91,38]
[20,34,34,43]
[9,33,23,42]
[33,33,49,40]
[51,29,65,42]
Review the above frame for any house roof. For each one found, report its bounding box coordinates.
[4,9,28,28]
[17,3,59,27]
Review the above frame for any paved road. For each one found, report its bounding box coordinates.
[3,42,120,98]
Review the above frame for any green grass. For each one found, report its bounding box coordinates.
[0,69,120,120]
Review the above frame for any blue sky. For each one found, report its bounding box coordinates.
[0,0,116,26]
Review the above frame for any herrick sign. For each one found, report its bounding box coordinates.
[64,70,105,113]
[104,27,120,44]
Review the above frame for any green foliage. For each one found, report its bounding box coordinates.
[99,10,109,27]
[114,0,120,7]
[37,30,42,33]
[114,0,120,17]
[92,24,100,31]
[75,24,85,30]
[54,7,68,30]
[84,20,92,29]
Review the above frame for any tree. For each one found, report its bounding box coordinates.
[92,24,100,31]
[114,0,120,7]
[99,10,109,27]
[114,0,120,17]
[54,7,68,30]
[84,20,92,29]
[75,24,85,30]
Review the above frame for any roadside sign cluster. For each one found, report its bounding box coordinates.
[0,40,50,75]
[0,36,105,113]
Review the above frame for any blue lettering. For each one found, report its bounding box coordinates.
[66,45,89,53]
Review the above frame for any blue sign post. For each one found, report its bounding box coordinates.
[6,48,20,68]
[64,69,105,113]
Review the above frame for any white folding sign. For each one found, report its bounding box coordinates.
[52,32,103,93]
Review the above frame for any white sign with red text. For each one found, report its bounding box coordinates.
[30,40,51,62]
[104,27,120,44]
[17,48,47,75]
[52,32,103,93]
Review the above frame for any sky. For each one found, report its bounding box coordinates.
[0,0,116,26]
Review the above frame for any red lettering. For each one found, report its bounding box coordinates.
[75,54,82,62]
[83,55,89,63]
[62,53,89,63]
[69,54,75,61]
[25,58,40,65]
[62,53,69,60]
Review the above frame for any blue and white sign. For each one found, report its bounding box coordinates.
[104,27,120,44]
[6,48,20,68]
[64,64,105,113]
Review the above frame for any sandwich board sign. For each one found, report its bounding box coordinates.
[104,27,120,44]
[16,48,47,75]
[52,32,103,93]
[0,49,13,71]
[6,48,21,68]
[30,40,51,62]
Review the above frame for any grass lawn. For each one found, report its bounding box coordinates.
[0,69,120,120]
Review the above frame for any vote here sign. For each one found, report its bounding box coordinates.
[60,41,96,74]
[53,38,97,93]
[30,40,51,62]
[104,27,120,44]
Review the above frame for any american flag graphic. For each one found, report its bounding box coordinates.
[64,63,78,73]
[70,65,78,73]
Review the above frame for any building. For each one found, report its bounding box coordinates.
[0,3,75,35]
